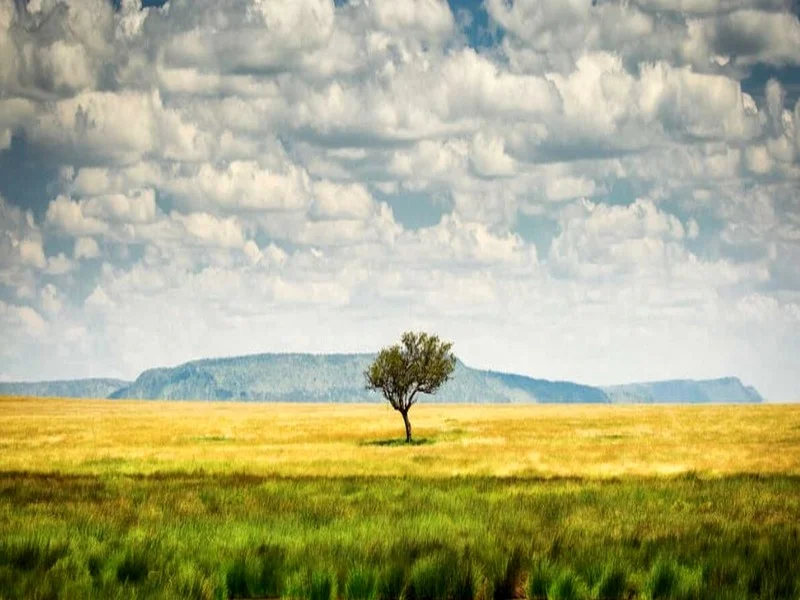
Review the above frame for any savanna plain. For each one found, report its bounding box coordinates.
[1,398,799,599]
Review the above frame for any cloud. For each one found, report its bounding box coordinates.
[368,0,454,39]
[0,0,114,99]
[29,90,212,165]
[40,283,62,315]
[407,213,536,266]
[0,0,799,400]
[160,0,336,75]
[0,300,47,337]
[171,212,248,249]
[165,159,312,213]
[0,194,46,271]
[311,181,375,220]
[74,236,100,260]
[45,195,110,236]
[470,133,516,177]
[487,0,800,74]
[548,197,769,287]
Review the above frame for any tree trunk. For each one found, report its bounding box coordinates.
[401,410,412,443]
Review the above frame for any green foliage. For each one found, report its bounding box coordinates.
[486,548,523,600]
[345,566,378,600]
[525,558,555,600]
[365,331,456,442]
[377,564,407,600]
[745,535,800,598]
[593,562,628,599]
[310,570,337,600]
[0,473,799,599]
[365,331,456,412]
[281,569,337,600]
[406,553,466,600]
[45,554,94,598]
[284,570,312,600]
[648,558,678,599]
[647,558,703,600]
[227,544,286,598]
[0,536,68,572]
[116,547,150,584]
[547,568,588,600]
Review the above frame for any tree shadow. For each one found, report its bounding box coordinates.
[360,438,435,447]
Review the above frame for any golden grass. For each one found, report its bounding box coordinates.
[1,397,799,478]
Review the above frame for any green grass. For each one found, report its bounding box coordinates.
[0,473,798,599]
[1,400,799,598]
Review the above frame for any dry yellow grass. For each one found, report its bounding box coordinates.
[1,397,799,477]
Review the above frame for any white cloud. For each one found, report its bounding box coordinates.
[0,300,47,337]
[45,195,110,236]
[1,195,47,273]
[488,0,800,74]
[74,237,100,260]
[85,284,114,309]
[369,0,454,39]
[40,283,62,315]
[311,181,375,220]
[0,0,799,400]
[171,212,248,249]
[166,159,312,213]
[30,90,212,164]
[408,214,536,266]
[545,175,596,202]
[547,198,768,284]
[82,189,158,224]
[45,252,76,275]
[18,238,46,269]
[470,133,516,177]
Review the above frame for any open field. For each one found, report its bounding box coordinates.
[1,398,799,477]
[1,398,799,599]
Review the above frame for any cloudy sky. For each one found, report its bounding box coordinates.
[1,0,799,399]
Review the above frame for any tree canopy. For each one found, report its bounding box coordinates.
[365,331,456,442]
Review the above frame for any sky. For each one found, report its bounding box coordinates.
[1,0,799,400]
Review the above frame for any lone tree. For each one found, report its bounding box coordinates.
[365,331,457,443]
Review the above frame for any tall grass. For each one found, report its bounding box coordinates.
[1,400,798,598]
[0,473,798,598]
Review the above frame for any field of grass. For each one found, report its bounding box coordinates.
[1,398,799,599]
[2,399,799,477]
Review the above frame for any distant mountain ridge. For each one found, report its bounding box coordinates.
[108,354,610,403]
[0,378,130,399]
[602,377,764,404]
[0,353,764,403]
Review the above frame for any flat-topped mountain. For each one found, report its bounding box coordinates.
[0,353,764,403]
[602,377,764,404]
[109,354,609,403]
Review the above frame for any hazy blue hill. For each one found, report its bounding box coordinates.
[0,355,763,404]
[0,378,130,399]
[483,371,611,403]
[108,353,613,403]
[111,354,375,402]
[602,377,764,403]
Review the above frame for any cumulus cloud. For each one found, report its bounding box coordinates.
[1,195,46,272]
[166,159,312,213]
[0,0,799,399]
[74,237,101,260]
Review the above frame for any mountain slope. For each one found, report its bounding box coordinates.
[0,378,130,399]
[0,354,764,404]
[602,377,764,403]
[109,353,611,403]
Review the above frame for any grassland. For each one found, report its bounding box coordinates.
[1,398,799,599]
[2,399,799,477]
